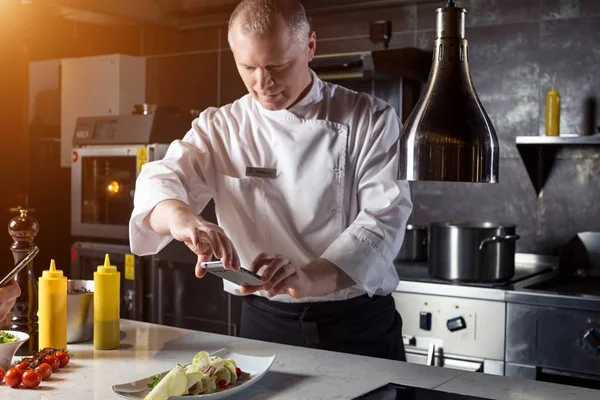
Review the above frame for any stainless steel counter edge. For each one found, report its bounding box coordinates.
[507,270,600,311]
[395,280,508,301]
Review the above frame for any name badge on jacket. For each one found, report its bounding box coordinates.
[245,167,277,179]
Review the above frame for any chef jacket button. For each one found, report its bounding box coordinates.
[330,209,337,214]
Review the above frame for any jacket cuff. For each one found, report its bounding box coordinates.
[321,225,399,296]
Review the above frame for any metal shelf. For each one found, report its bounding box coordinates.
[515,135,600,196]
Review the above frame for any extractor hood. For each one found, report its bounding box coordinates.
[310,48,432,82]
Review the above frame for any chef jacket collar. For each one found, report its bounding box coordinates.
[255,69,322,120]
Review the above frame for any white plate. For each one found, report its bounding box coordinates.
[112,348,276,400]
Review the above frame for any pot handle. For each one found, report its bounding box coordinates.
[478,234,520,250]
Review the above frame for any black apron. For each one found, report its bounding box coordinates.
[239,293,406,361]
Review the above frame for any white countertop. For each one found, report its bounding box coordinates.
[9,319,599,400]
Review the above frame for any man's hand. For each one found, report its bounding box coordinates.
[0,279,20,322]
[239,254,355,299]
[148,200,240,278]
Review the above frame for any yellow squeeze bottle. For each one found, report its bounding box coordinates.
[38,260,68,350]
[94,254,120,350]
[545,86,560,136]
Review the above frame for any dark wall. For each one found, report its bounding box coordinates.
[144,0,600,256]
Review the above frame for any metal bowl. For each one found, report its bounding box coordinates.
[67,280,94,344]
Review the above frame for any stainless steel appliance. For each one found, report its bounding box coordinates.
[70,107,193,240]
[393,254,556,376]
[428,222,520,282]
[353,383,487,399]
[396,224,428,262]
[148,239,243,336]
[398,0,499,183]
[70,241,147,322]
[505,232,600,390]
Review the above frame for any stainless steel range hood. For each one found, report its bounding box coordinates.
[310,48,432,83]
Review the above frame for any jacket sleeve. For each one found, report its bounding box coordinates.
[321,105,412,296]
[128,111,218,256]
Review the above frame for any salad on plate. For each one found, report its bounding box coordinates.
[145,350,251,399]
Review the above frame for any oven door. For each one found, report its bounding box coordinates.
[71,144,167,239]
[403,336,505,375]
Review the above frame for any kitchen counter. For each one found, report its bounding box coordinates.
[9,320,599,399]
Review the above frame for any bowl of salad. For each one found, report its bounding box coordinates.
[0,330,29,369]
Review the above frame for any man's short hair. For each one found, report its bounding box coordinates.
[228,0,311,50]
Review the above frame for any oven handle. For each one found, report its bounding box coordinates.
[442,358,484,372]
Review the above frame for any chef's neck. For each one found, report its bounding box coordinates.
[287,69,314,110]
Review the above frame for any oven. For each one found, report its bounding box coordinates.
[505,231,600,390]
[70,143,168,239]
[392,292,506,376]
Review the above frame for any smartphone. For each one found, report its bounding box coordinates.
[0,246,40,287]
[200,261,263,286]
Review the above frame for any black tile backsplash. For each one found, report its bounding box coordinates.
[145,0,600,255]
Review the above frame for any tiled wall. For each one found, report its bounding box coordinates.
[141,0,600,255]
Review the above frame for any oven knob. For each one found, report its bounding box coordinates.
[583,329,600,355]
[447,316,466,332]
[420,312,432,331]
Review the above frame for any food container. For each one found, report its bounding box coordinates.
[67,279,94,344]
[428,222,520,282]
[0,331,29,369]
[396,224,428,262]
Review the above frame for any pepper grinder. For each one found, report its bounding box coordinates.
[8,207,40,356]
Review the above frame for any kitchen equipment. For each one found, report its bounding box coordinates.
[394,254,557,378]
[70,242,145,323]
[398,0,499,183]
[354,383,487,399]
[396,224,428,262]
[428,222,520,282]
[506,232,600,389]
[67,279,94,344]
[70,109,192,240]
[8,208,40,356]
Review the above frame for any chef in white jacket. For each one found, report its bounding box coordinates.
[130,0,412,361]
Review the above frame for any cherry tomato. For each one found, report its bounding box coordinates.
[5,368,23,388]
[22,370,42,389]
[0,367,5,382]
[42,355,60,371]
[55,350,70,367]
[41,347,55,355]
[35,363,52,381]
[218,379,227,389]
[16,362,30,371]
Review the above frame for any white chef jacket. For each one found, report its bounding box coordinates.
[129,70,412,303]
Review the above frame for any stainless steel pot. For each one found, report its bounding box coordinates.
[396,225,428,262]
[428,222,520,282]
[67,279,94,343]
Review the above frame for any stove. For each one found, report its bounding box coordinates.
[504,233,600,390]
[353,383,487,400]
[392,254,558,379]
[394,259,551,289]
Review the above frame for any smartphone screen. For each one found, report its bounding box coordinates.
[200,261,263,286]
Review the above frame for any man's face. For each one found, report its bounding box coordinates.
[230,17,316,111]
